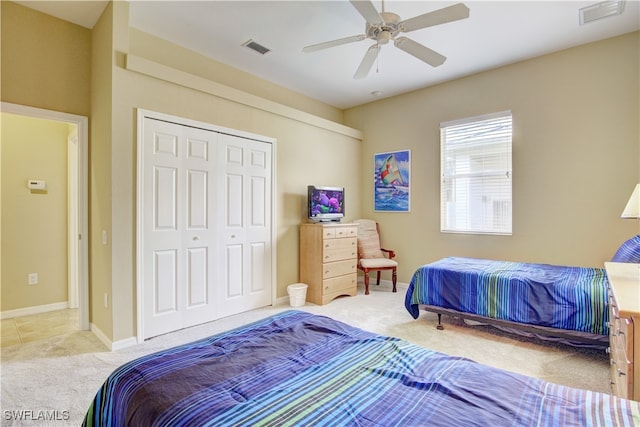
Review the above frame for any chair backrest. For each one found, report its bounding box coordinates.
[354,219,385,259]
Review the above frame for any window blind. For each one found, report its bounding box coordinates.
[440,111,513,235]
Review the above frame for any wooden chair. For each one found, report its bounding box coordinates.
[353,219,397,295]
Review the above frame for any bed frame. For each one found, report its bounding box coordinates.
[422,304,609,347]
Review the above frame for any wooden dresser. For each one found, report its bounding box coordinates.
[300,222,358,305]
[605,261,640,401]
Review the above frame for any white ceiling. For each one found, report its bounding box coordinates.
[17,1,640,109]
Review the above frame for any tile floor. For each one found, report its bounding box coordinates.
[1,309,79,348]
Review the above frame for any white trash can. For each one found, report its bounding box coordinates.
[287,283,308,307]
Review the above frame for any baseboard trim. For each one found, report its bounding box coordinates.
[90,324,139,351]
[357,277,409,291]
[90,324,111,350]
[0,301,69,320]
[112,336,138,351]
[277,280,408,307]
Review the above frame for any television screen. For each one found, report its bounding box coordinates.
[308,186,344,222]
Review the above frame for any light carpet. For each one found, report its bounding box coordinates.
[0,282,609,426]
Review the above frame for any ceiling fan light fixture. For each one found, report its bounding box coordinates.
[579,1,625,25]
[377,30,392,44]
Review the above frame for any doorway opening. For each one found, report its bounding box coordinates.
[0,102,89,332]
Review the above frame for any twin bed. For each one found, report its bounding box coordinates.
[84,310,639,426]
[404,256,610,346]
[405,235,640,347]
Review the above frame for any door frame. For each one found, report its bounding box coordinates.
[136,108,277,343]
[1,102,89,330]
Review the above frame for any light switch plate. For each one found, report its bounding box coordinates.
[28,273,38,285]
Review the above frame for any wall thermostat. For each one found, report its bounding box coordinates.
[27,179,46,190]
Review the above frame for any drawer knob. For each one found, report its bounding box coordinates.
[617,329,624,336]
[610,359,616,366]
[617,369,626,377]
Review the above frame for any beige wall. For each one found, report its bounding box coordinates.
[97,2,362,341]
[89,0,115,339]
[345,32,640,283]
[0,1,91,117]
[128,29,343,124]
[1,113,69,311]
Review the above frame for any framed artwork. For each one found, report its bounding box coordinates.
[374,149,410,212]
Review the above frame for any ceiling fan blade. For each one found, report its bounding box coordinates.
[349,0,384,25]
[399,3,469,33]
[302,34,366,53]
[353,44,380,79]
[395,37,446,67]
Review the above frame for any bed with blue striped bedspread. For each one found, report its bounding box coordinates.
[405,257,609,336]
[82,310,638,426]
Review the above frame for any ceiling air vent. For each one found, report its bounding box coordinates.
[242,39,271,55]
[579,1,625,25]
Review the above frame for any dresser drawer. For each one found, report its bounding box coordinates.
[610,339,633,398]
[323,238,357,262]
[323,273,357,294]
[335,226,358,238]
[323,259,357,279]
[616,317,634,358]
[613,363,633,399]
[323,248,357,263]
[322,228,337,239]
[323,237,357,250]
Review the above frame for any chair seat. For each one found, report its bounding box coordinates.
[360,258,398,269]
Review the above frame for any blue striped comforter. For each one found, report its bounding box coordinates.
[83,311,638,426]
[405,257,609,336]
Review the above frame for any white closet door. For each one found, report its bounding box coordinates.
[217,133,272,317]
[180,127,219,330]
[141,118,218,339]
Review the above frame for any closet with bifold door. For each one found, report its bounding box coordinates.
[137,110,274,340]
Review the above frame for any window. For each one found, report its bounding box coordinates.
[440,111,512,235]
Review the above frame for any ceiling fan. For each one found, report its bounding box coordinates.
[302,0,469,79]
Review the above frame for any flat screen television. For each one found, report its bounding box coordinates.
[308,185,345,222]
